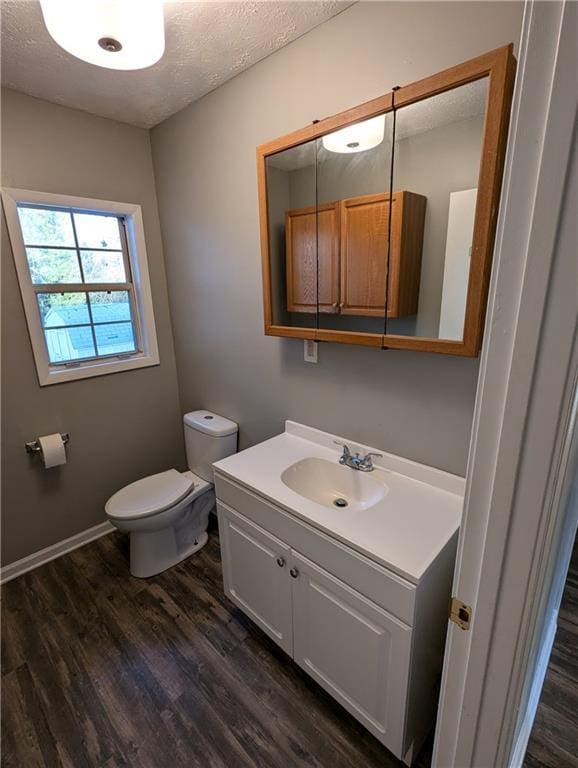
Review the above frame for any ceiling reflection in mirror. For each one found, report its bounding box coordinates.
[387,77,489,341]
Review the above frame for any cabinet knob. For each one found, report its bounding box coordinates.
[276,556,285,568]
[290,567,299,578]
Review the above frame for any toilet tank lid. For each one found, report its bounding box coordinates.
[184,410,238,437]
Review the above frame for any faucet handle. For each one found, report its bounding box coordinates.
[358,451,383,470]
[333,440,352,462]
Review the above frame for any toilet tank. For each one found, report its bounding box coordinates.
[183,410,238,482]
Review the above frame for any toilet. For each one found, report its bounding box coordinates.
[105,410,238,578]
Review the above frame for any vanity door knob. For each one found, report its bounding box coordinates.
[290,567,299,578]
[276,556,285,568]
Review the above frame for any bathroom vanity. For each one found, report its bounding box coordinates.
[214,422,464,765]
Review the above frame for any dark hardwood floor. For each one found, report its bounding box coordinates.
[524,538,578,768]
[1,522,433,768]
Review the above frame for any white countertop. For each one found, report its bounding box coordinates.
[214,421,465,584]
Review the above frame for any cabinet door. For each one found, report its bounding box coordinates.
[339,193,390,317]
[340,191,426,319]
[286,202,339,314]
[291,550,412,756]
[218,503,293,655]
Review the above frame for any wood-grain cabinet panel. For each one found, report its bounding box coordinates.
[286,191,426,319]
[286,202,340,313]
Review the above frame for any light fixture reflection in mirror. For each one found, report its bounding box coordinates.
[322,115,386,154]
[39,0,165,71]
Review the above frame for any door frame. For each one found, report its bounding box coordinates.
[433,2,577,766]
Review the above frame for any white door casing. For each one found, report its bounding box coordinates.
[433,2,578,766]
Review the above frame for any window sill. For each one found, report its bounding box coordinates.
[38,351,160,386]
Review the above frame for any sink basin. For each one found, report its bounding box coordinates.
[281,457,388,511]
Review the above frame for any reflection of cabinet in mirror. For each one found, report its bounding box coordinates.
[286,202,339,314]
[286,191,426,318]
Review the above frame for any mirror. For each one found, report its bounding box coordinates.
[265,139,317,330]
[387,77,489,341]
[258,45,515,355]
[315,112,394,335]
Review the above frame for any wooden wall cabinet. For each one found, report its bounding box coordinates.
[258,45,516,356]
[286,191,426,318]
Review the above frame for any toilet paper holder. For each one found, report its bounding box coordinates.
[25,433,70,454]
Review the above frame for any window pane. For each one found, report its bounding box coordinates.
[37,292,90,328]
[80,251,126,283]
[26,248,81,284]
[44,327,96,363]
[89,291,132,323]
[17,207,75,247]
[94,322,136,356]
[73,213,122,249]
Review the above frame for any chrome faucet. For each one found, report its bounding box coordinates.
[334,441,383,472]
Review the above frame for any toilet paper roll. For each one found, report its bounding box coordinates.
[38,433,67,469]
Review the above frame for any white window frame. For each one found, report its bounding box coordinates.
[2,188,160,386]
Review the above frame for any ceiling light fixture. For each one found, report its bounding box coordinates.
[322,114,386,154]
[39,0,165,71]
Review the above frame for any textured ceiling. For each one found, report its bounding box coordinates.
[1,1,353,128]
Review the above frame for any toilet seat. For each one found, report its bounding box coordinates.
[105,469,198,520]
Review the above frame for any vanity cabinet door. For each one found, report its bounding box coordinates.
[291,551,412,756]
[218,503,293,655]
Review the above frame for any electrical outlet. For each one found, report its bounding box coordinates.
[304,340,318,363]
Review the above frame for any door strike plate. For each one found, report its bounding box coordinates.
[450,597,472,630]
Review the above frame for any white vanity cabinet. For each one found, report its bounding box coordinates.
[215,471,458,766]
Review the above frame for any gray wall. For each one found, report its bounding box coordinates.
[390,114,486,337]
[150,0,522,477]
[1,89,184,566]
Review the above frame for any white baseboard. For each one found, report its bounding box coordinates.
[0,521,115,585]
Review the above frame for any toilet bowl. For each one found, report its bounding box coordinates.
[105,410,238,578]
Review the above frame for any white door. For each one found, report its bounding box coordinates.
[291,550,412,758]
[438,188,477,340]
[218,503,293,654]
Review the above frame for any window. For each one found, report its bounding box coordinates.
[2,189,159,385]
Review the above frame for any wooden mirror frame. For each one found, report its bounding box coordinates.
[257,45,516,356]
